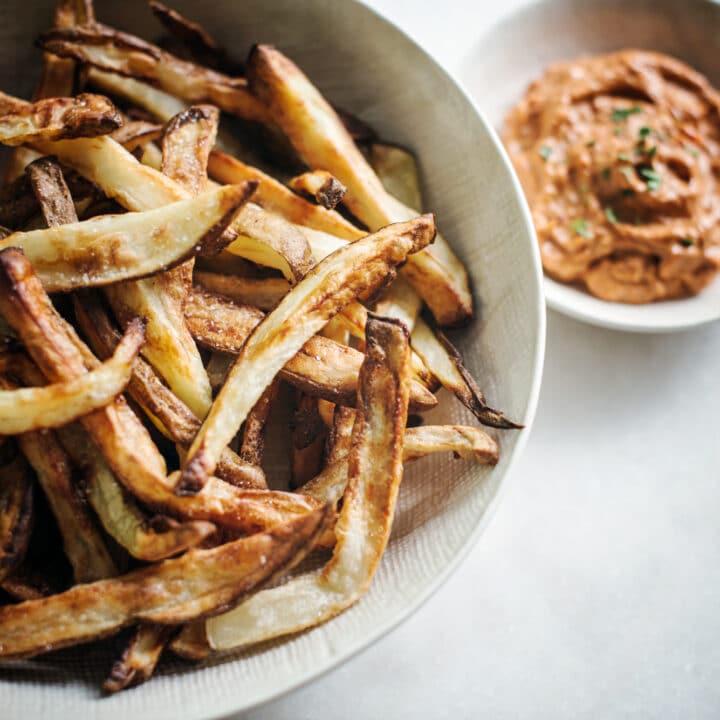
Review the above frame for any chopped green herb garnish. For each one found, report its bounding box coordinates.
[601,168,611,181]
[612,105,643,123]
[640,167,662,191]
[618,152,631,162]
[645,146,657,160]
[620,166,635,181]
[685,144,701,158]
[605,207,619,224]
[679,237,695,247]
[539,144,552,161]
[586,139,596,148]
[571,218,592,238]
[638,126,652,140]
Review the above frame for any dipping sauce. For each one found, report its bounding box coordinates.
[503,50,720,303]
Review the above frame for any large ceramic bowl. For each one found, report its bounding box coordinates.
[0,1,544,717]
[463,0,720,333]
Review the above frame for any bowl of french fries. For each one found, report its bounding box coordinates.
[0,0,544,717]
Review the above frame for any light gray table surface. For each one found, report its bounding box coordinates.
[242,2,720,717]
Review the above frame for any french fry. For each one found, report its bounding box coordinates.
[194,270,289,311]
[0,320,142,434]
[103,624,174,694]
[0,184,252,292]
[240,380,279,468]
[0,92,121,145]
[208,150,362,240]
[0,448,34,583]
[149,1,230,71]
[39,23,270,124]
[25,155,78,228]
[179,214,435,493]
[58,425,216,562]
[204,316,410,650]
[0,505,332,660]
[369,142,423,213]
[110,120,163,152]
[185,281,437,412]
[0,248,317,528]
[246,44,472,326]
[288,169,346,210]
[72,292,266,489]
[411,318,521,429]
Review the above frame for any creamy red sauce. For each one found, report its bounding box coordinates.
[503,50,720,303]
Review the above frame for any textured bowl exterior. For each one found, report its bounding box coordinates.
[0,1,544,717]
[463,0,720,333]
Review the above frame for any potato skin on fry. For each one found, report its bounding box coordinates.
[0,505,332,660]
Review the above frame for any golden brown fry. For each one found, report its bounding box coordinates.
[161,105,218,199]
[0,320,143,434]
[58,425,216,562]
[288,170,347,210]
[0,184,252,292]
[208,150,362,240]
[411,318,521,429]
[39,23,269,123]
[168,621,209,660]
[0,505,332,660]
[0,92,120,146]
[0,248,315,528]
[103,624,174,693]
[179,215,434,494]
[0,449,34,584]
[194,270,289,311]
[14,427,117,584]
[110,120,163,152]
[149,1,228,71]
[205,316,410,650]
[73,293,266,489]
[240,380,279,467]
[25,155,77,228]
[246,44,472,326]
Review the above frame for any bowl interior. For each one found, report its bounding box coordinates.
[460,0,720,332]
[0,1,543,718]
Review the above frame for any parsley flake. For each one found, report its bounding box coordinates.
[571,219,592,238]
[618,152,632,162]
[640,167,662,191]
[539,145,552,161]
[612,105,643,123]
[638,126,652,140]
[601,168,611,181]
[679,237,695,247]
[605,207,619,224]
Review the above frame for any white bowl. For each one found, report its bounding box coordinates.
[0,1,544,717]
[461,0,720,333]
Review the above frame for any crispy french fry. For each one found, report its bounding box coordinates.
[0,248,316,528]
[0,184,252,292]
[204,315,410,650]
[39,23,269,123]
[411,318,521,429]
[0,449,34,583]
[0,505,332,660]
[290,394,328,489]
[208,150,362,240]
[240,380,279,467]
[194,270,289,311]
[179,214,435,493]
[110,120,163,152]
[161,105,217,199]
[0,319,142,435]
[72,292,266,489]
[103,624,174,693]
[401,424,499,463]
[0,92,120,145]
[149,1,229,71]
[168,620,209,660]
[25,155,77,228]
[246,44,472,326]
[58,425,216,562]
[288,169,346,210]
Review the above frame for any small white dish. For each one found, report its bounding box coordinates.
[461,0,720,333]
[1,0,544,717]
